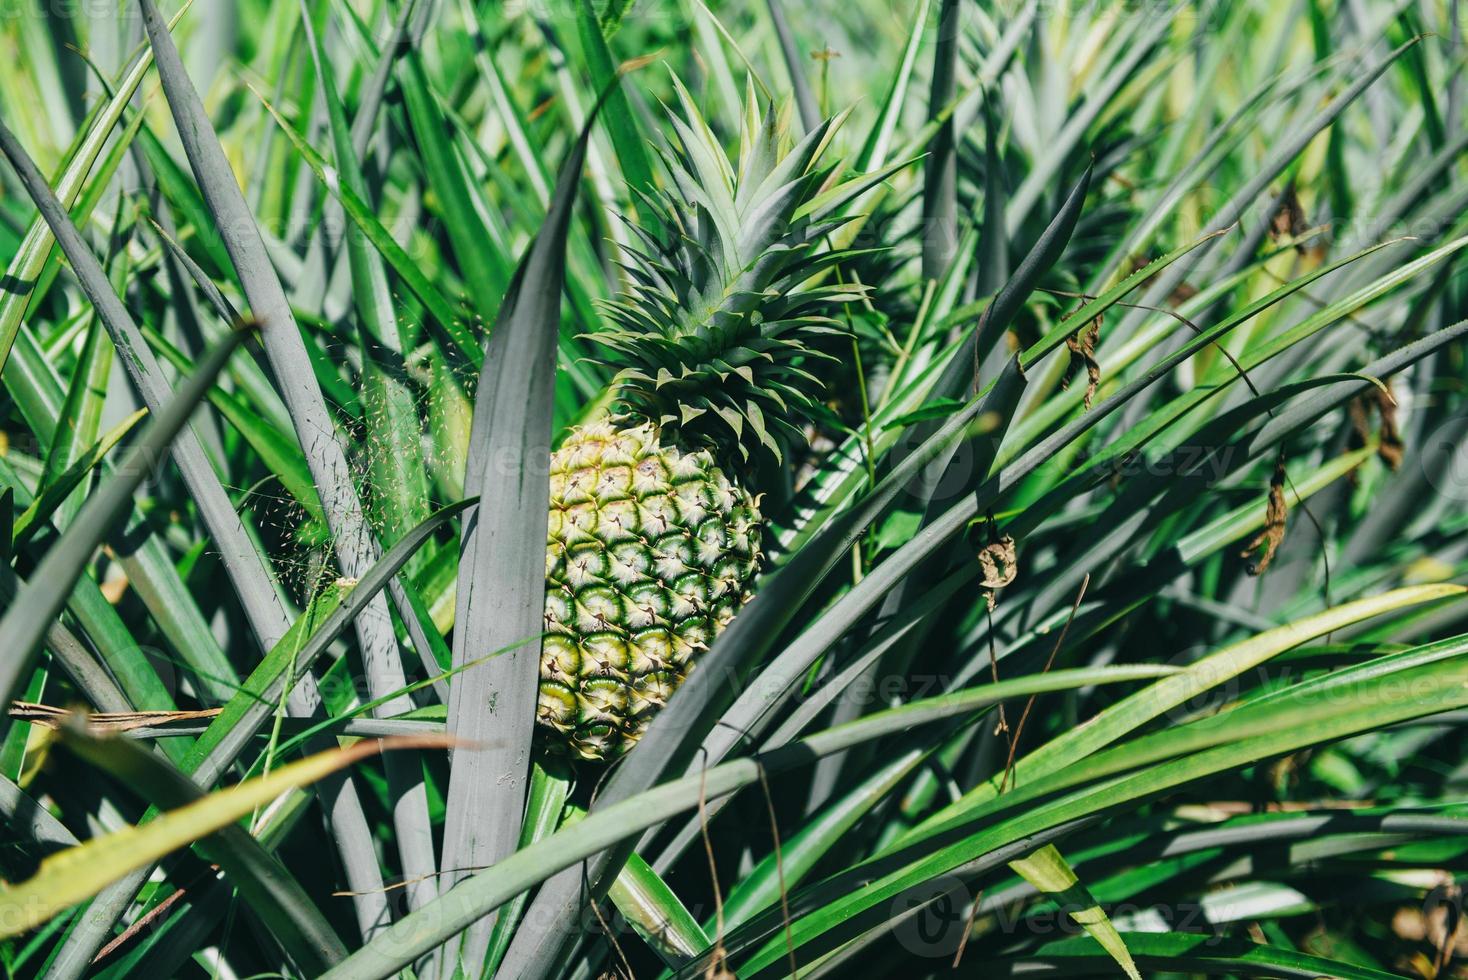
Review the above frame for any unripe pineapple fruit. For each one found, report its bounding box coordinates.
[534,78,884,760]
[538,420,762,760]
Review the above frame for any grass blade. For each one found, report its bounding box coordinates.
[853,0,930,173]
[483,759,573,975]
[439,87,599,975]
[994,931,1406,979]
[0,329,246,704]
[299,1,441,920]
[398,49,512,320]
[0,732,448,948]
[1006,844,1140,980]
[248,87,480,367]
[38,313,111,528]
[48,725,350,973]
[921,0,961,280]
[906,584,1465,846]
[42,500,469,979]
[13,409,146,551]
[0,112,271,696]
[607,853,710,967]
[0,3,183,375]
[574,0,655,224]
[763,0,819,131]
[316,665,1177,980]
[136,0,436,937]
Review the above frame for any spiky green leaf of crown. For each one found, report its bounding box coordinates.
[592,77,886,464]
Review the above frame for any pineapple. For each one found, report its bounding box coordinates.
[535,81,878,761]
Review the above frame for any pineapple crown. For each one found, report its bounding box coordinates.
[591,76,887,465]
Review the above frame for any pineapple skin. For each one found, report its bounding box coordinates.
[538,419,762,761]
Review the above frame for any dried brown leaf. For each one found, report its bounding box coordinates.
[1346,386,1404,471]
[1061,315,1102,409]
[977,530,1019,609]
[1375,384,1404,470]
[1241,453,1289,575]
[1269,183,1309,247]
[9,702,224,732]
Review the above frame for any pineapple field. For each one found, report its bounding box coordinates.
[2,0,1468,976]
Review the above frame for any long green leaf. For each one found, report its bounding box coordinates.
[439,82,600,975]
[1006,844,1140,980]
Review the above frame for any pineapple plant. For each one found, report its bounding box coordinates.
[537,85,865,761]
[5,4,1468,980]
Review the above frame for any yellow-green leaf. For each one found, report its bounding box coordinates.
[0,730,449,938]
[1008,843,1140,980]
